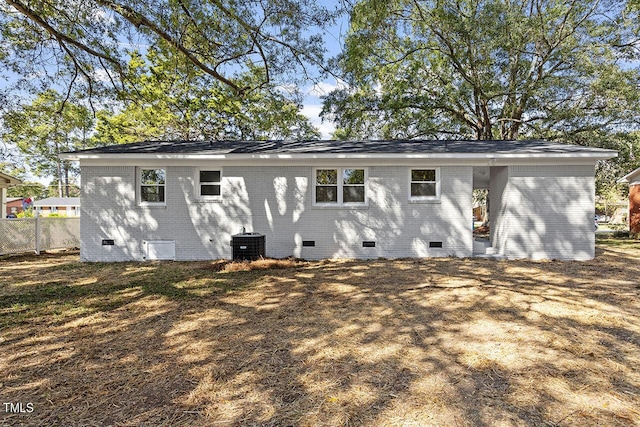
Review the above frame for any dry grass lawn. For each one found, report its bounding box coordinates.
[1,240,640,426]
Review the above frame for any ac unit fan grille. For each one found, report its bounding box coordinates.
[231,233,265,260]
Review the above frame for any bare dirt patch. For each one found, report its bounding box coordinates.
[1,241,639,426]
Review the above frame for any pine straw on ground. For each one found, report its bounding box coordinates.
[1,241,640,426]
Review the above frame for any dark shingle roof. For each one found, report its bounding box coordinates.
[66,139,615,156]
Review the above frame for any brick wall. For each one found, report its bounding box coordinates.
[495,165,595,260]
[630,184,640,237]
[5,199,23,216]
[489,166,509,256]
[80,164,474,261]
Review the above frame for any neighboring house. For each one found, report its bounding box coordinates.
[0,172,22,219]
[6,197,24,217]
[33,197,81,217]
[61,139,616,262]
[618,167,640,237]
[6,197,36,217]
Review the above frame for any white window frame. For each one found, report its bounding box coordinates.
[313,167,368,207]
[409,167,441,202]
[138,167,167,206]
[196,168,223,200]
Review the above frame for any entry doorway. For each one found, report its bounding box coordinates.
[472,166,493,257]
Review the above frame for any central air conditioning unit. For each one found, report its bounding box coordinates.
[231,232,265,261]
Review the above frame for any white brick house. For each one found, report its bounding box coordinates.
[61,139,616,261]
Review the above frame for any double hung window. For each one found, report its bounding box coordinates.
[139,168,166,204]
[314,168,367,206]
[198,170,222,199]
[409,168,440,201]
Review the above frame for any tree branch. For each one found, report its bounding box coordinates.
[95,0,245,93]
[176,0,223,48]
[5,0,123,70]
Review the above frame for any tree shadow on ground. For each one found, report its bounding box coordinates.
[1,244,639,426]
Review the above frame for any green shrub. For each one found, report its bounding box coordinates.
[16,209,34,218]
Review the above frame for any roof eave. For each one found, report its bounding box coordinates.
[0,172,22,186]
[617,167,640,184]
[60,151,618,162]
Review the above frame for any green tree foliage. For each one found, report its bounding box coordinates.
[44,180,80,197]
[0,0,337,99]
[1,90,94,196]
[7,181,46,198]
[324,0,640,141]
[0,161,25,180]
[585,131,640,196]
[93,46,320,143]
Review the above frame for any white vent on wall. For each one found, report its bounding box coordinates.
[143,240,175,260]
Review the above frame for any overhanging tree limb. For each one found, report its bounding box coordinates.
[5,0,124,69]
[94,0,245,93]
[2,0,334,98]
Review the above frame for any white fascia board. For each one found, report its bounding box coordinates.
[78,156,610,169]
[64,150,617,164]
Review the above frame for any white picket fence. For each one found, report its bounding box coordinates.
[0,217,80,255]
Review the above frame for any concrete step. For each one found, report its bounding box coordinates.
[473,239,503,258]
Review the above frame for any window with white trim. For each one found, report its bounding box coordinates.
[410,168,439,200]
[198,169,222,198]
[314,168,366,205]
[139,168,166,204]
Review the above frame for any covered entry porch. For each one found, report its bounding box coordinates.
[470,163,598,260]
[471,166,500,258]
